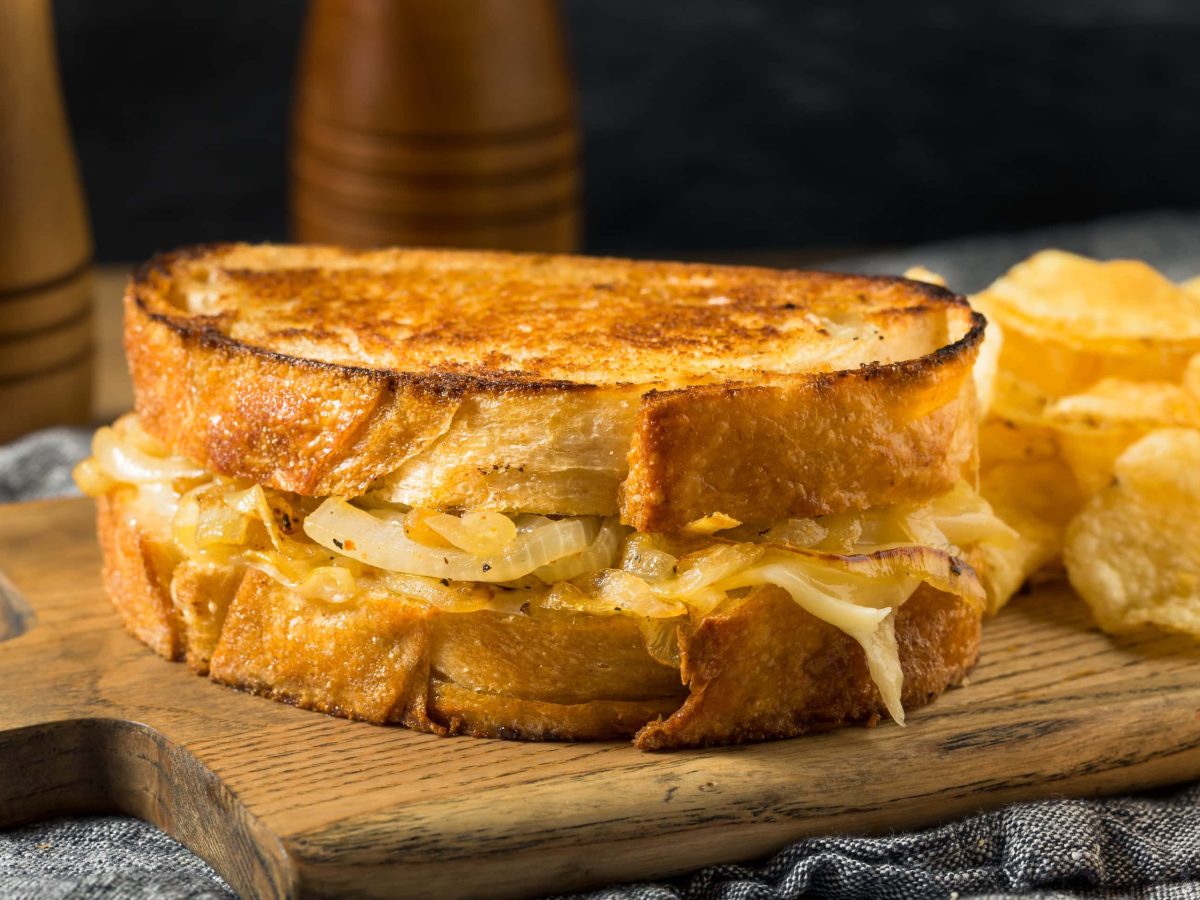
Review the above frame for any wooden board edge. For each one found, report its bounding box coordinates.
[0,718,296,899]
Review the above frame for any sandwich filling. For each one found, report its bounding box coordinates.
[76,415,1015,725]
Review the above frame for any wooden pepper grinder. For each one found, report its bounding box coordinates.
[0,0,94,442]
[291,0,581,252]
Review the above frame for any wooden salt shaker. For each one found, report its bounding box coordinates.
[0,0,93,442]
[291,0,581,252]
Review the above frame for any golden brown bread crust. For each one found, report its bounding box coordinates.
[170,560,243,673]
[210,569,438,728]
[625,363,979,531]
[126,244,984,531]
[97,491,982,748]
[97,491,181,660]
[429,682,685,743]
[634,579,980,750]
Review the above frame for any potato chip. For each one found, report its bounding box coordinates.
[972,318,1003,417]
[1042,379,1200,494]
[1065,429,1200,637]
[902,266,948,288]
[1185,354,1200,398]
[978,250,1200,346]
[1047,378,1200,429]
[1054,430,1142,498]
[974,254,1200,631]
[986,316,1191,396]
[987,369,1051,426]
[980,416,1058,469]
[973,251,1200,395]
[978,455,1082,613]
[978,361,1077,612]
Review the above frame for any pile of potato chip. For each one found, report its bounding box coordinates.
[939,250,1200,638]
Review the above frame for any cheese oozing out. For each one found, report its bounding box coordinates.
[75,415,1014,725]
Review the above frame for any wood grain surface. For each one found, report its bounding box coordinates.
[1,498,1198,899]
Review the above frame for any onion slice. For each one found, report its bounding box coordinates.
[648,543,764,599]
[426,511,517,556]
[93,425,205,483]
[304,498,598,582]
[532,517,622,582]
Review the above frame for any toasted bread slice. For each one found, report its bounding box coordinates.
[97,489,982,749]
[127,244,983,531]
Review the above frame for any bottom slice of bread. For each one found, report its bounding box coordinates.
[98,492,981,749]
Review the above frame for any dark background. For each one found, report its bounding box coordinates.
[54,0,1200,262]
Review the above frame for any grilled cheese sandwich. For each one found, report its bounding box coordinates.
[76,244,1008,748]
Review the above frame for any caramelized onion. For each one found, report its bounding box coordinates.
[426,510,518,556]
[649,544,764,599]
[72,457,117,497]
[761,518,827,548]
[620,534,678,582]
[533,517,622,582]
[926,482,1020,550]
[92,425,205,483]
[638,618,684,668]
[375,572,529,614]
[552,570,687,619]
[304,498,598,582]
[247,562,359,604]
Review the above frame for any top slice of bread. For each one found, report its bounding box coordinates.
[126,244,984,531]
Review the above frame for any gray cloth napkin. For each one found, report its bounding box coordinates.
[0,818,232,900]
[0,427,91,504]
[569,783,1200,899]
[2,210,1198,899]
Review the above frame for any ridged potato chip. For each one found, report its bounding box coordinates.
[902,266,948,288]
[1047,378,1200,429]
[979,251,1200,345]
[1043,379,1200,494]
[979,455,1083,613]
[979,373,1079,612]
[972,318,1004,417]
[1185,354,1200,398]
[980,416,1058,468]
[1065,429,1200,636]
[985,317,1190,397]
[988,370,1051,427]
[974,255,1200,634]
[973,251,1200,396]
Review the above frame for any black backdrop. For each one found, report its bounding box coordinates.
[54,0,1200,261]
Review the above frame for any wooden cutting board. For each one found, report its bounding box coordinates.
[1,498,1198,899]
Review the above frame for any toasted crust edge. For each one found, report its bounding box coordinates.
[96,492,982,749]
